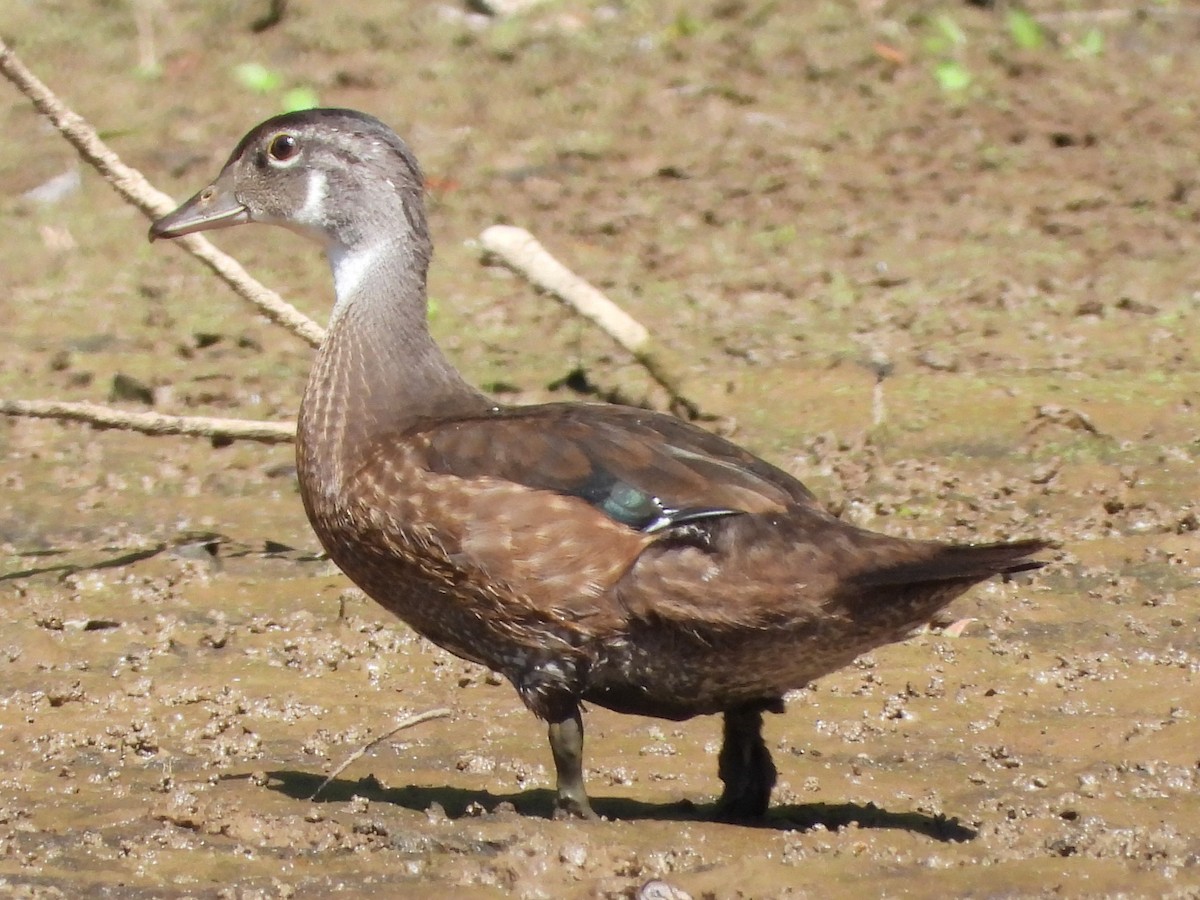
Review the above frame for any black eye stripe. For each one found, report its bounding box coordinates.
[268,133,299,162]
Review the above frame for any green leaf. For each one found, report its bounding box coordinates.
[1069,27,1105,59]
[233,63,282,94]
[934,14,967,48]
[281,87,320,113]
[671,12,702,38]
[934,60,972,93]
[1007,9,1046,51]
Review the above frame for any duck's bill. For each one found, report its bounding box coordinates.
[148,176,248,241]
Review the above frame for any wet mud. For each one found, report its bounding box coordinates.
[1,2,1198,897]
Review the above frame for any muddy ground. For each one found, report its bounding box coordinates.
[1,1,1198,897]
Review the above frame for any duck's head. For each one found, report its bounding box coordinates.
[149,108,431,263]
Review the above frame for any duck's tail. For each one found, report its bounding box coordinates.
[833,537,1051,629]
[852,537,1052,590]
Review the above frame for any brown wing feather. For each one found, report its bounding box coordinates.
[345,441,651,630]
[339,403,821,635]
[416,402,816,519]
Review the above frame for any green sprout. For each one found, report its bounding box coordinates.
[281,87,320,113]
[233,62,282,94]
[1007,9,1046,51]
[233,63,319,113]
[934,60,972,93]
[925,13,967,54]
[1069,28,1105,59]
[924,14,971,95]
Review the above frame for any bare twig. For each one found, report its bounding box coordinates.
[310,707,453,800]
[2,40,703,437]
[480,225,703,419]
[0,37,324,348]
[0,399,294,444]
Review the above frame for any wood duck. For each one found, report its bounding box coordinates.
[150,109,1048,821]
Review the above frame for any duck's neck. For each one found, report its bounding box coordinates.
[297,237,490,495]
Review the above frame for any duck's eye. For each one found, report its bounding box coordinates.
[267,133,299,163]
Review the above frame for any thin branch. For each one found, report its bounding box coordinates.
[0,399,294,444]
[2,40,705,434]
[0,37,324,348]
[310,708,453,800]
[480,225,703,419]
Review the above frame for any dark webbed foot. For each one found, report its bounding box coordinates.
[548,708,596,819]
[714,703,780,821]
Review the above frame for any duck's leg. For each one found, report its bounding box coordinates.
[714,703,779,821]
[548,706,595,819]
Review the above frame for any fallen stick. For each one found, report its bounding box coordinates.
[1,40,703,435]
[0,37,324,348]
[310,707,453,800]
[480,225,703,419]
[0,399,294,444]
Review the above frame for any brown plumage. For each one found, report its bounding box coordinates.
[150,109,1049,820]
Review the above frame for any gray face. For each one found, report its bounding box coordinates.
[149,108,431,258]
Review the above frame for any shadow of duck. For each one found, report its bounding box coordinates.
[261,769,975,841]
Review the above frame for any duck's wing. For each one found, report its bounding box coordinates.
[414,402,822,533]
[341,403,828,629]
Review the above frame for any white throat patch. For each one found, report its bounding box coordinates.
[328,242,382,311]
[298,169,328,227]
